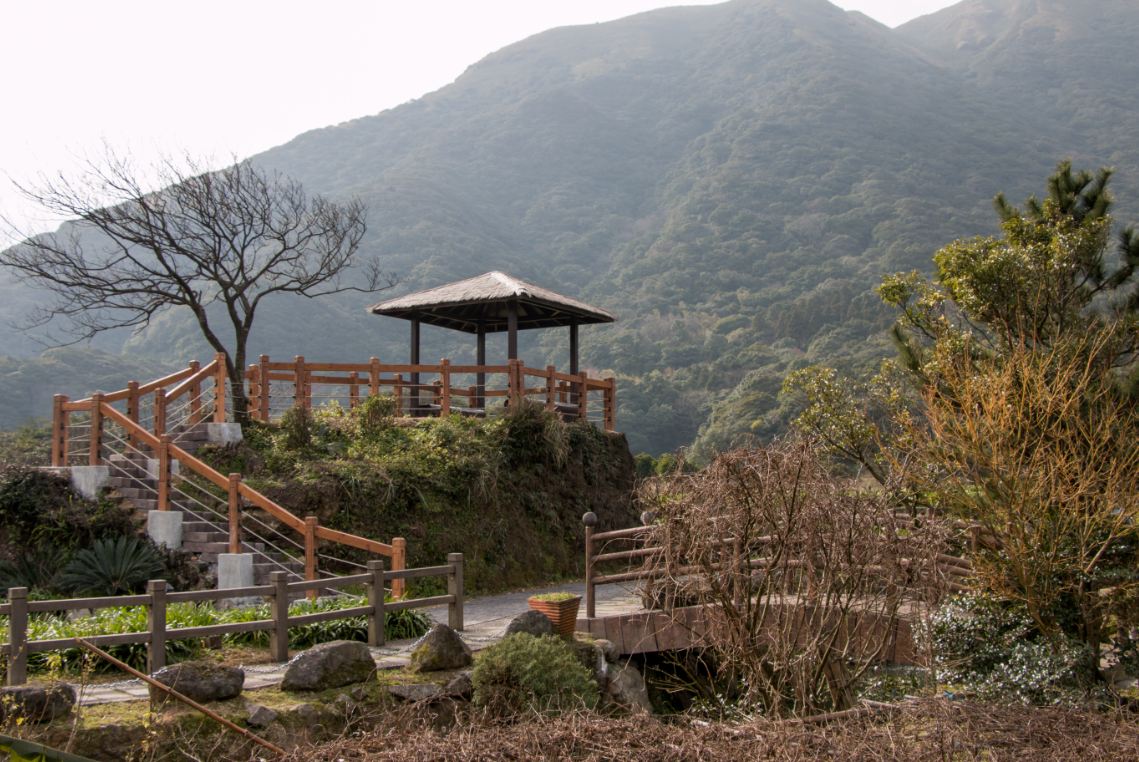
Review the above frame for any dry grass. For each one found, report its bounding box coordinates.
[285,699,1139,761]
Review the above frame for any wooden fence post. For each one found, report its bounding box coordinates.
[157,435,172,512]
[294,356,307,412]
[367,559,386,647]
[89,392,104,466]
[369,357,381,398]
[583,512,597,619]
[188,360,202,424]
[393,374,404,415]
[269,571,290,662]
[148,579,167,673]
[507,360,520,407]
[126,381,140,448]
[227,474,242,554]
[349,371,360,408]
[439,359,451,415]
[154,388,167,438]
[577,373,589,421]
[391,537,407,599]
[304,516,318,601]
[448,553,464,631]
[545,366,556,411]
[51,394,65,467]
[213,352,228,423]
[259,355,271,421]
[605,378,617,432]
[7,587,28,686]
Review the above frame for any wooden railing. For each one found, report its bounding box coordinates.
[51,363,407,596]
[581,513,973,620]
[0,553,463,686]
[245,355,617,431]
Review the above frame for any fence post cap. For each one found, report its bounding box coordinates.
[8,586,27,599]
[447,552,464,562]
[366,559,385,571]
[582,512,598,527]
[147,579,167,592]
[269,570,287,582]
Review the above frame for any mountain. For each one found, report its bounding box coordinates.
[3,0,1139,455]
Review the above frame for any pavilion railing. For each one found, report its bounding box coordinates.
[244,356,616,432]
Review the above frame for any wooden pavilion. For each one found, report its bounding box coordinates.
[368,271,616,418]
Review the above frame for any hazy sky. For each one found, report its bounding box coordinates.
[0,0,955,238]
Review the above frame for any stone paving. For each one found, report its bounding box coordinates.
[75,580,642,706]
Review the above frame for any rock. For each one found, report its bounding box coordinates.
[410,624,473,672]
[443,671,473,699]
[149,661,244,703]
[388,683,443,702]
[0,684,75,723]
[289,703,321,726]
[246,704,278,729]
[605,661,652,713]
[281,640,376,692]
[505,610,555,637]
[594,638,620,663]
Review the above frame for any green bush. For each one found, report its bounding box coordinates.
[280,405,313,450]
[0,594,431,678]
[471,633,598,716]
[59,536,165,596]
[0,467,135,553]
[352,394,397,437]
[923,593,1100,706]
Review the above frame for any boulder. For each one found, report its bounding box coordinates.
[443,671,473,699]
[505,610,555,638]
[605,661,652,713]
[0,684,75,723]
[410,624,473,672]
[281,640,376,692]
[150,661,244,703]
[388,683,443,702]
[246,704,278,729]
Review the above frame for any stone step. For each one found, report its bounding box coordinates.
[184,540,267,554]
[183,531,227,543]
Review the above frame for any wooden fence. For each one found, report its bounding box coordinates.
[245,355,616,431]
[0,553,464,687]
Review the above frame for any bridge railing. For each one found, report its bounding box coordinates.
[581,511,974,620]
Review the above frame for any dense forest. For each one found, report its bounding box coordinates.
[3,0,1138,456]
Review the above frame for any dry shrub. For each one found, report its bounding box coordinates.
[915,334,1139,648]
[643,439,948,717]
[287,699,1139,761]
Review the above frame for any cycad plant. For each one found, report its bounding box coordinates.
[59,536,165,596]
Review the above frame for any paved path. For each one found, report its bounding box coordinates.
[76,581,642,705]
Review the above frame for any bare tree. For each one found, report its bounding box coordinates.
[1,152,389,419]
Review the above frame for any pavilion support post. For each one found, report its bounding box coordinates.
[410,320,421,416]
[476,327,486,411]
[569,322,579,376]
[507,304,518,361]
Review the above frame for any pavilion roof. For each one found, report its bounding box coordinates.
[367,271,616,333]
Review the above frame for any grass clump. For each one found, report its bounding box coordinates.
[471,632,598,716]
[529,592,578,603]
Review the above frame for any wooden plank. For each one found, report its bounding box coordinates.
[28,594,149,613]
[384,564,451,580]
[313,525,392,555]
[385,594,454,612]
[167,586,272,603]
[287,606,373,626]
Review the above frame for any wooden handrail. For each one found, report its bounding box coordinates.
[165,356,220,401]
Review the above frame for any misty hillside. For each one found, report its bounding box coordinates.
[3,0,1138,454]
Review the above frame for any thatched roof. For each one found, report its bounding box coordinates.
[368,271,616,333]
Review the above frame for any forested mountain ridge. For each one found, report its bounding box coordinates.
[3,0,1138,453]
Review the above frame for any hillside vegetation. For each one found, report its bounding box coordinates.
[198,400,637,594]
[4,0,1139,457]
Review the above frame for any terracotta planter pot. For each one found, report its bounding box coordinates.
[527,595,581,637]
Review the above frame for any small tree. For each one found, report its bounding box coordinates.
[644,440,948,717]
[1,152,390,420]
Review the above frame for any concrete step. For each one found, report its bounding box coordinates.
[184,540,267,554]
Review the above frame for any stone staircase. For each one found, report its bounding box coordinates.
[104,423,305,585]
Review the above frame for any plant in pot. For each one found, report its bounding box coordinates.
[527,592,582,637]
